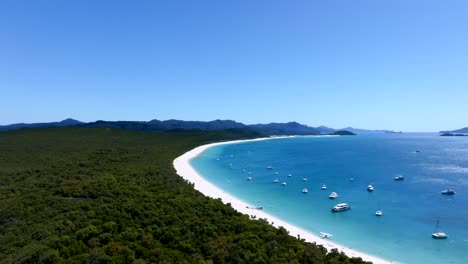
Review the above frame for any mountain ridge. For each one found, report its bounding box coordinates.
[0,118,389,135]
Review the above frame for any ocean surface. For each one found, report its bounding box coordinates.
[190,134,468,264]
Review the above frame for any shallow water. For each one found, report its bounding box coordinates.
[190,134,468,264]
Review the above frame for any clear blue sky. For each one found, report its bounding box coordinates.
[1,0,467,132]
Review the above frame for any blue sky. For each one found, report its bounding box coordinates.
[1,0,467,132]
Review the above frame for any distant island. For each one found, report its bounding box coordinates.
[440,133,467,137]
[331,130,356,136]
[439,126,468,136]
[0,118,392,136]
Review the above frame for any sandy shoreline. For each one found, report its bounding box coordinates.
[173,137,394,264]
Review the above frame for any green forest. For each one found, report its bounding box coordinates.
[0,127,370,264]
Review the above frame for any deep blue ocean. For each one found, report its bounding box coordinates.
[190,134,468,264]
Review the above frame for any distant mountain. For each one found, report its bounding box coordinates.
[440,127,468,134]
[340,127,398,134]
[247,122,320,135]
[0,118,387,136]
[0,118,84,131]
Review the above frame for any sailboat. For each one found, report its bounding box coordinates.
[432,219,448,239]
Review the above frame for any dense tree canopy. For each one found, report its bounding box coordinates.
[0,127,370,263]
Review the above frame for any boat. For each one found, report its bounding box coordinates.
[329,192,339,199]
[375,210,383,216]
[394,175,404,181]
[273,179,279,183]
[332,203,351,212]
[246,176,252,180]
[246,206,263,210]
[321,185,327,190]
[266,166,273,170]
[288,173,292,177]
[349,178,354,181]
[302,188,308,193]
[367,185,374,192]
[303,178,307,181]
[441,189,456,195]
[282,181,287,186]
[432,219,448,239]
[274,172,279,175]
[320,232,333,239]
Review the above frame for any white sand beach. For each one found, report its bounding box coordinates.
[173,137,394,264]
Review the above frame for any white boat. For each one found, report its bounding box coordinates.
[394,175,404,181]
[329,192,339,199]
[288,173,292,177]
[266,166,273,170]
[321,185,327,190]
[441,189,456,195]
[302,188,308,193]
[320,232,333,239]
[246,176,252,180]
[273,179,279,183]
[432,219,448,239]
[274,172,279,175]
[367,185,374,192]
[332,203,351,212]
[303,178,307,181]
[282,181,287,186]
[375,210,383,216]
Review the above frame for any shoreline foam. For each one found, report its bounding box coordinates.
[173,137,394,264]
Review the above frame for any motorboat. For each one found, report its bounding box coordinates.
[441,189,456,195]
[321,185,327,190]
[282,181,287,186]
[332,203,351,212]
[375,210,383,216]
[302,188,308,193]
[246,176,252,181]
[266,166,273,170]
[303,178,307,181]
[288,173,292,177]
[274,172,279,175]
[394,175,404,181]
[273,179,279,183]
[367,185,374,192]
[329,192,339,199]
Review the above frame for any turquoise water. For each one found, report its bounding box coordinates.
[190,134,468,264]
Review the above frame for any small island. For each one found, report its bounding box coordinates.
[440,133,467,137]
[331,130,356,136]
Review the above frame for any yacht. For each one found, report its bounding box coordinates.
[302,188,308,193]
[321,185,327,190]
[375,210,383,216]
[329,192,339,199]
[441,189,456,195]
[367,185,374,192]
[394,175,404,181]
[432,220,448,239]
[267,166,273,170]
[332,203,351,212]
[273,179,279,183]
[282,181,287,186]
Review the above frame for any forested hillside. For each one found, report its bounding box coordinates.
[0,127,369,264]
